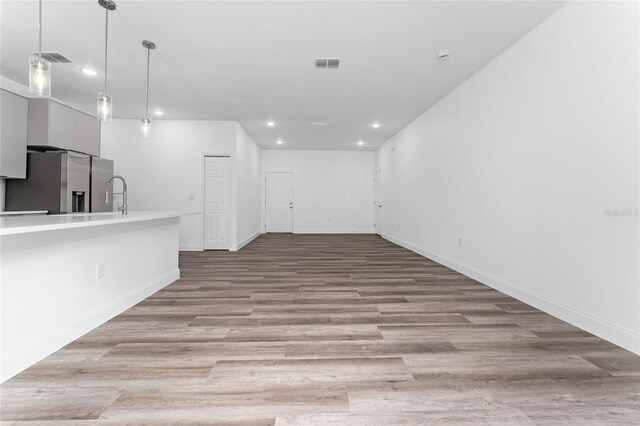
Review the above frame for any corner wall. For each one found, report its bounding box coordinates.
[375,1,639,353]
[235,124,262,248]
[101,119,238,250]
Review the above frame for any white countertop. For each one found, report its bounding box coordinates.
[0,211,48,216]
[0,211,198,236]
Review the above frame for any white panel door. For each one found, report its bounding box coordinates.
[265,172,293,233]
[374,170,382,235]
[205,156,231,249]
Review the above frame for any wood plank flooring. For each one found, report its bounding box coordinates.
[1,234,639,424]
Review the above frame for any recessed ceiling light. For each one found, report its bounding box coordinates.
[80,67,97,76]
[437,51,450,61]
[310,122,326,126]
[358,141,364,146]
[267,121,275,127]
[276,139,283,145]
[153,110,163,116]
[372,122,380,129]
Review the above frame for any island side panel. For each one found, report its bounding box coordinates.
[0,217,180,382]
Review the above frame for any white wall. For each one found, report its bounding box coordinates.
[375,1,639,353]
[262,150,374,233]
[101,120,237,250]
[235,124,262,248]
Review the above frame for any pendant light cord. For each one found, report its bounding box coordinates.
[104,7,109,93]
[145,46,150,119]
[38,0,42,58]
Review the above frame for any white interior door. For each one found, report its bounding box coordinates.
[204,156,231,249]
[374,170,382,235]
[265,172,293,233]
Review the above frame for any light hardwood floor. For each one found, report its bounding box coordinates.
[1,234,639,424]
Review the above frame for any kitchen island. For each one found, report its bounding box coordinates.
[0,212,191,382]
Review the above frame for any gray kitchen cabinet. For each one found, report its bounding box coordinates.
[27,98,100,156]
[0,89,28,178]
[74,106,101,154]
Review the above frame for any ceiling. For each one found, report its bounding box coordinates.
[1,1,565,150]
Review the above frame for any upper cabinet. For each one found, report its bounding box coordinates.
[27,99,100,156]
[0,89,28,179]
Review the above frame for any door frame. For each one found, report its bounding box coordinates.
[374,169,382,235]
[264,171,294,233]
[203,154,233,250]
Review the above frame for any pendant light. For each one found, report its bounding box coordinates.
[28,0,51,96]
[140,40,156,138]
[97,0,116,121]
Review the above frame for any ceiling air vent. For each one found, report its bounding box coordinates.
[315,58,340,69]
[32,52,73,63]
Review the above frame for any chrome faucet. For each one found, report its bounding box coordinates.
[105,175,128,215]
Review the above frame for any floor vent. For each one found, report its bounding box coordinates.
[315,58,340,69]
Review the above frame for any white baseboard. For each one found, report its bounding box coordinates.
[294,228,375,234]
[1,269,180,382]
[179,244,203,252]
[382,233,640,355]
[236,230,262,251]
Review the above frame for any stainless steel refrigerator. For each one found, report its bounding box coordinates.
[90,157,114,212]
[5,151,113,214]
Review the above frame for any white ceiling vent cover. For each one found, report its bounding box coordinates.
[32,52,73,63]
[315,58,340,69]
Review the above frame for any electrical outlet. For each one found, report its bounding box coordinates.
[458,238,463,247]
[188,193,196,200]
[96,263,105,279]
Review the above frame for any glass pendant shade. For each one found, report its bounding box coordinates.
[29,56,51,96]
[141,117,151,138]
[98,0,116,122]
[140,40,156,140]
[97,92,113,121]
